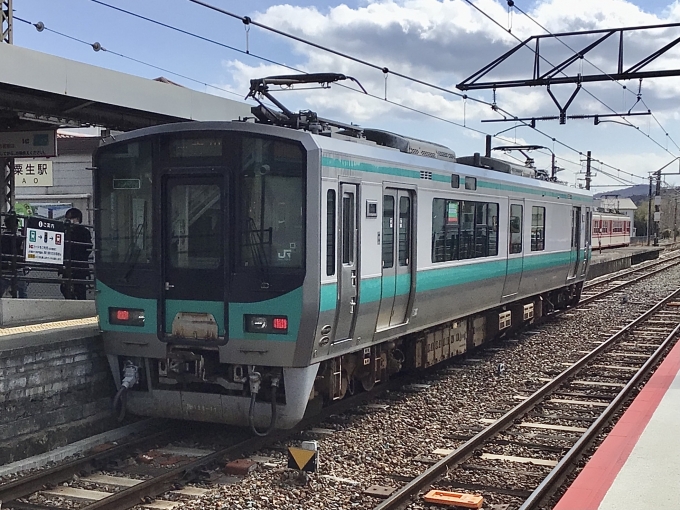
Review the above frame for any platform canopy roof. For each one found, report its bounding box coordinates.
[0,43,251,132]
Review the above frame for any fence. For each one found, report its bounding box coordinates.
[0,212,94,300]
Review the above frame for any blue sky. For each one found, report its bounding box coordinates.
[10,0,680,189]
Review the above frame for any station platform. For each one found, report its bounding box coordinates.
[587,245,664,280]
[554,338,680,510]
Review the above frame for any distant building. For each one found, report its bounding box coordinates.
[15,132,99,225]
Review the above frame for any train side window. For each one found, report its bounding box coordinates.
[531,206,545,251]
[451,174,460,188]
[342,193,355,265]
[431,198,459,262]
[488,203,499,256]
[326,190,336,276]
[459,201,475,259]
[398,196,410,266]
[509,204,523,254]
[465,176,477,190]
[383,196,395,269]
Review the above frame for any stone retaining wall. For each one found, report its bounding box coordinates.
[0,330,116,464]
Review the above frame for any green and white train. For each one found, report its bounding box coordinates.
[95,83,592,433]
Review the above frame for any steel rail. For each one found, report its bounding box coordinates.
[583,250,680,290]
[374,286,680,510]
[76,382,393,510]
[0,424,173,503]
[519,320,680,509]
[579,255,680,305]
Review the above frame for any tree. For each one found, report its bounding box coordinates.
[635,202,649,237]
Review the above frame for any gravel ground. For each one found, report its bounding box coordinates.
[5,263,679,510]
[158,264,680,510]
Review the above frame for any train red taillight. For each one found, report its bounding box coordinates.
[272,317,288,331]
[109,307,145,327]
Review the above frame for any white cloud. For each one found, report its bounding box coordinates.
[212,0,680,185]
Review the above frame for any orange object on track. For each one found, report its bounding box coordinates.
[422,490,484,508]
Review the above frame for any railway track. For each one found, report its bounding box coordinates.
[579,249,680,304]
[374,286,680,510]
[4,251,679,510]
[0,379,398,510]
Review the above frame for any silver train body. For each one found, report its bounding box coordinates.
[96,121,593,429]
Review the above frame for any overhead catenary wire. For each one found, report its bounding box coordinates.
[510,1,680,155]
[460,0,677,170]
[12,16,246,100]
[25,2,640,184]
[181,0,646,182]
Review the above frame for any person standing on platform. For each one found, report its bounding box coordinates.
[61,208,92,300]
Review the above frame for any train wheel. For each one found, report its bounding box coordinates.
[360,373,376,392]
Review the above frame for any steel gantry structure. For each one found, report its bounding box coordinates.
[457,22,680,124]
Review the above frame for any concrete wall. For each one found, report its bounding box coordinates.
[0,325,116,464]
[0,298,96,327]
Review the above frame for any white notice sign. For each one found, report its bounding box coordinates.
[0,130,57,158]
[15,160,53,187]
[24,218,65,265]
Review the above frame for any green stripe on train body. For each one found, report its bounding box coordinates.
[319,250,578,312]
[96,281,303,342]
[321,156,592,203]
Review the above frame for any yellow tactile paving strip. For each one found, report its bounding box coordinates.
[0,316,99,336]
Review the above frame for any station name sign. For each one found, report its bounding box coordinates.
[15,159,53,187]
[0,130,57,158]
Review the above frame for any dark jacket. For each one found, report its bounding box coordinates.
[66,224,92,279]
[1,231,24,272]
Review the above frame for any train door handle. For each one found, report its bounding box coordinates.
[351,270,357,286]
[165,281,175,291]
[349,297,356,314]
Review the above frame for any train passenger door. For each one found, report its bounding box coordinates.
[582,208,591,277]
[377,189,413,330]
[160,174,225,342]
[334,183,359,341]
[568,206,581,279]
[502,202,524,299]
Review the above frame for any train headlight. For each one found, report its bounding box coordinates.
[250,316,268,330]
[244,314,288,334]
[109,307,145,327]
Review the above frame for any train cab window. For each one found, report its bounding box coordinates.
[97,140,154,265]
[326,190,336,276]
[465,177,477,190]
[240,137,304,269]
[398,196,410,266]
[451,174,460,188]
[168,183,222,269]
[509,204,523,254]
[383,196,395,269]
[531,206,545,251]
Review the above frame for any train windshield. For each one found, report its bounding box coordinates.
[96,134,305,276]
[239,136,304,269]
[97,140,154,267]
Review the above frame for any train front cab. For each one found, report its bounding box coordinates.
[94,125,322,429]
